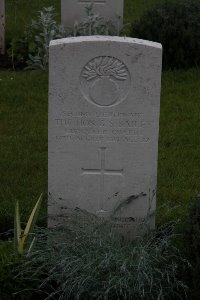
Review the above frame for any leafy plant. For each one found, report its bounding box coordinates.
[16,220,189,300]
[130,0,200,69]
[7,36,30,70]
[20,4,122,70]
[14,194,43,256]
[69,4,119,37]
[26,7,65,70]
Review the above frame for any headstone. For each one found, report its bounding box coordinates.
[0,0,5,55]
[61,0,124,30]
[48,36,162,238]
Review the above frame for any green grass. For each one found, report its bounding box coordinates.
[6,0,60,43]
[15,225,188,300]
[124,0,166,23]
[157,69,200,223]
[0,0,189,231]
[0,71,48,231]
[0,0,200,232]
[0,68,200,232]
[0,240,37,300]
[0,1,200,299]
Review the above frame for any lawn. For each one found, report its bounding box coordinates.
[0,0,200,299]
[0,71,48,232]
[0,0,200,231]
[158,69,200,223]
[1,0,176,231]
[0,68,200,232]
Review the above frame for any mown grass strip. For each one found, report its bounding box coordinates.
[0,68,200,230]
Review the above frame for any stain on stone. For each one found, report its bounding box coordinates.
[113,192,147,214]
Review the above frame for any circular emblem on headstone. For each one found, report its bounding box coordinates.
[80,56,131,107]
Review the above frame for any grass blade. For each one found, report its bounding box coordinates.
[20,193,43,250]
[14,201,22,252]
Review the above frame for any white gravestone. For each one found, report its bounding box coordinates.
[48,36,162,237]
[61,0,124,30]
[0,0,5,55]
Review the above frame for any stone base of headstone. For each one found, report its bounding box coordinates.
[48,203,155,240]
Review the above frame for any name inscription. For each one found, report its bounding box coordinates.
[54,111,151,143]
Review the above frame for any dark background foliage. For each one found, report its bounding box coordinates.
[131,0,200,69]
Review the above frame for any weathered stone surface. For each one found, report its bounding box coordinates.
[0,0,5,55]
[48,36,162,237]
[61,0,124,30]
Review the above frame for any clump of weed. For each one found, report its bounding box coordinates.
[15,220,188,300]
[68,4,119,37]
[26,6,65,70]
[0,240,34,300]
[12,4,121,70]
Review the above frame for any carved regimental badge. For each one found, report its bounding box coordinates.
[80,56,131,107]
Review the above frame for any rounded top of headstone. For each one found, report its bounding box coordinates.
[50,36,162,50]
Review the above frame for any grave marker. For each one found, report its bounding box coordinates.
[61,0,124,29]
[48,36,162,237]
[0,0,5,55]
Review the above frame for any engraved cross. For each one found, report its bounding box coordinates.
[82,147,123,211]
